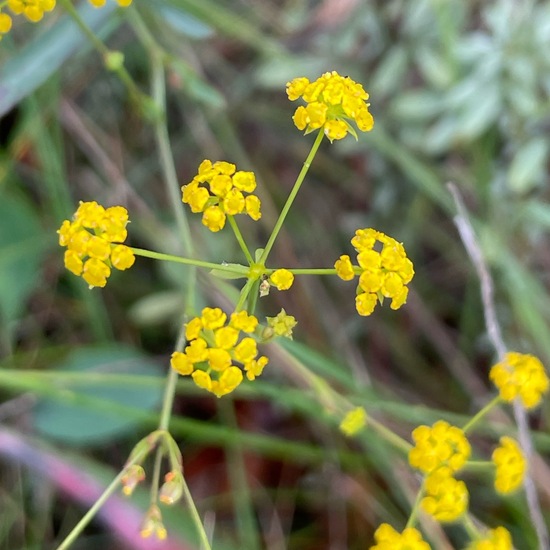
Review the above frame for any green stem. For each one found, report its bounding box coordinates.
[463,460,492,471]
[368,416,413,455]
[220,399,261,550]
[462,513,482,540]
[258,129,324,265]
[462,396,502,434]
[235,278,258,312]
[150,59,194,261]
[181,475,213,550]
[227,215,253,264]
[405,479,425,529]
[270,268,338,275]
[56,447,149,550]
[59,0,144,102]
[131,247,248,275]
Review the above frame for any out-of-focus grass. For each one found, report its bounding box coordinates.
[1,0,550,548]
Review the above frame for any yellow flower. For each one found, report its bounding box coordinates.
[140,505,167,541]
[269,269,294,291]
[181,160,262,231]
[266,309,297,339]
[170,351,193,375]
[492,436,526,494]
[287,71,374,142]
[490,352,549,408]
[369,523,431,550]
[0,12,13,39]
[121,464,145,496]
[57,202,135,288]
[421,467,469,522]
[171,308,268,397]
[8,0,55,22]
[88,0,132,6]
[336,228,414,316]
[408,420,471,474]
[339,407,367,437]
[466,527,513,550]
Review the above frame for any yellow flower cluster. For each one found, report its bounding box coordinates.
[182,160,262,232]
[335,228,414,316]
[170,308,268,397]
[58,201,135,288]
[339,407,367,437]
[409,420,471,473]
[0,0,132,41]
[369,523,431,550]
[492,436,526,494]
[287,71,374,141]
[421,466,468,522]
[490,351,549,408]
[467,527,513,550]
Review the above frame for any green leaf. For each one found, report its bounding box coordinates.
[156,2,214,38]
[33,346,163,446]
[0,3,117,116]
[508,138,548,194]
[0,193,48,327]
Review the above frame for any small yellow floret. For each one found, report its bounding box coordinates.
[339,407,367,436]
[170,351,194,375]
[269,269,294,291]
[0,12,13,36]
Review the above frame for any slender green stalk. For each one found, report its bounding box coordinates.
[220,399,261,550]
[235,278,258,312]
[56,447,149,550]
[150,63,194,261]
[368,416,413,455]
[181,476,213,550]
[462,396,501,434]
[59,0,144,102]
[405,479,425,529]
[258,129,325,265]
[273,268,338,275]
[462,514,482,540]
[131,247,248,275]
[227,215,254,264]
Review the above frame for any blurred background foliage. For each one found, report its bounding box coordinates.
[1,0,550,548]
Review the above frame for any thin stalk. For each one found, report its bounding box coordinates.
[227,215,253,264]
[272,268,338,275]
[368,416,413,455]
[405,479,425,529]
[258,129,324,265]
[462,396,501,434]
[220,399,261,550]
[462,514,482,540]
[59,0,143,102]
[56,447,149,550]
[131,247,247,275]
[181,476,213,550]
